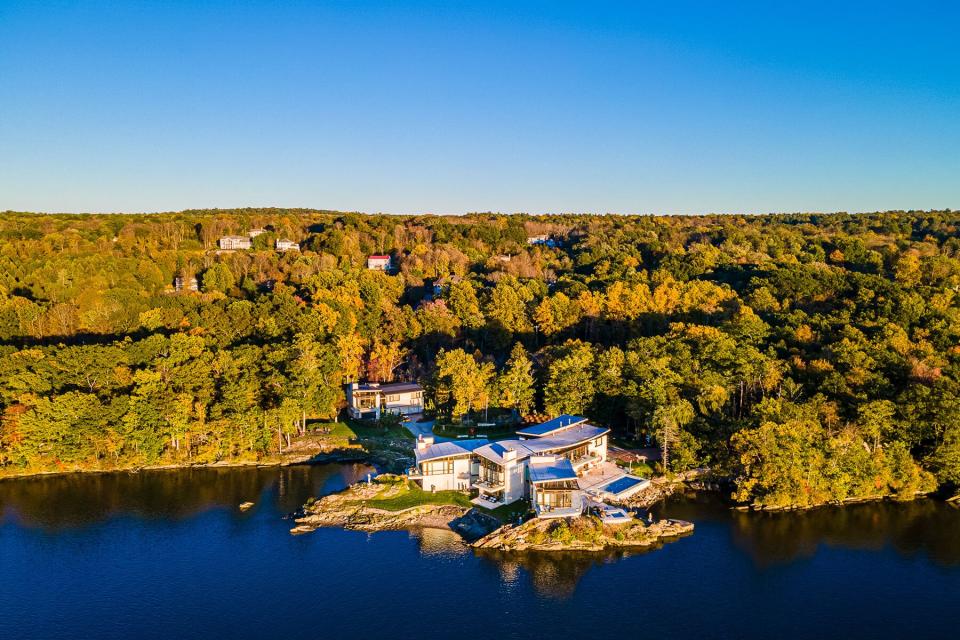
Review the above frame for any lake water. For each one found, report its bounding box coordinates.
[2,464,959,639]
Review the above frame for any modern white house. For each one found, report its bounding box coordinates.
[346,381,424,420]
[407,414,643,519]
[275,239,300,252]
[411,438,488,492]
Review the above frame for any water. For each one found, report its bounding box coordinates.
[2,465,959,639]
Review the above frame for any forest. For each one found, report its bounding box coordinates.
[2,207,959,507]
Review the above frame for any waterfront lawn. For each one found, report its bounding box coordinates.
[307,421,358,448]
[346,419,415,442]
[364,479,473,511]
[478,499,531,524]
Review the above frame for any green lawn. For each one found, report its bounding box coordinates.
[363,480,473,511]
[477,498,532,524]
[346,419,415,441]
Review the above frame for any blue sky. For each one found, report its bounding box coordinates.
[1,1,958,215]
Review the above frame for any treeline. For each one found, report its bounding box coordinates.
[1,208,959,506]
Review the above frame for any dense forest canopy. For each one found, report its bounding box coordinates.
[2,207,959,506]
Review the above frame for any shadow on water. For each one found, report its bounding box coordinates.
[655,489,960,568]
[0,463,374,531]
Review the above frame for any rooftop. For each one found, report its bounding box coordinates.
[354,381,422,394]
[525,423,609,452]
[516,415,588,438]
[473,440,534,465]
[415,438,489,463]
[529,458,578,483]
[474,423,608,465]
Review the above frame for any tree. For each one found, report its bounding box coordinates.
[544,341,595,416]
[652,399,694,473]
[496,343,535,416]
[201,263,235,293]
[431,349,494,422]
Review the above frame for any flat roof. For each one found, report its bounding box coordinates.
[475,423,609,465]
[525,423,609,452]
[354,382,422,394]
[516,414,588,437]
[415,439,488,463]
[529,458,577,483]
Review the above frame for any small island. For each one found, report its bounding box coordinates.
[291,473,693,553]
[291,413,696,553]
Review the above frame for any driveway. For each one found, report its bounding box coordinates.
[403,418,452,442]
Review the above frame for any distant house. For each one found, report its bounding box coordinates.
[275,239,300,252]
[431,274,462,297]
[527,234,558,248]
[367,255,392,271]
[218,235,252,250]
[346,381,424,420]
[248,228,267,238]
[173,275,199,292]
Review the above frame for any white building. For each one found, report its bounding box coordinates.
[276,239,300,252]
[408,414,635,519]
[410,438,488,492]
[367,255,392,271]
[346,382,424,420]
[248,228,267,238]
[218,235,252,250]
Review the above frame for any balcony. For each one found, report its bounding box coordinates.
[570,453,600,470]
[474,479,504,492]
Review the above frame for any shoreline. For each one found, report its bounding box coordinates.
[0,449,370,482]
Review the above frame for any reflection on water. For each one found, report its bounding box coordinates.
[656,490,960,567]
[411,526,471,557]
[0,463,373,530]
[476,548,642,599]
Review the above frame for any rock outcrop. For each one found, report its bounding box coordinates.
[471,515,693,552]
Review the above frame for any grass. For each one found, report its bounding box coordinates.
[306,420,360,448]
[346,419,415,442]
[363,479,473,511]
[477,498,532,524]
[616,460,655,477]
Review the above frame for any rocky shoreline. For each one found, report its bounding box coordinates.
[291,475,694,553]
[471,515,694,552]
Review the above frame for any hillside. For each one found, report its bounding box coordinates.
[1,208,958,506]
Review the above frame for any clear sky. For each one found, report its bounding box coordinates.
[1,1,958,215]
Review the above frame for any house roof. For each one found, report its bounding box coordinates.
[516,415,588,438]
[525,423,609,452]
[355,381,422,394]
[474,440,535,465]
[528,458,577,483]
[415,439,488,463]
[475,423,609,465]
[368,255,391,260]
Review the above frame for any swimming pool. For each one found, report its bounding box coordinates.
[602,476,645,496]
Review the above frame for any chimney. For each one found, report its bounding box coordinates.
[503,448,517,463]
[417,436,434,451]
